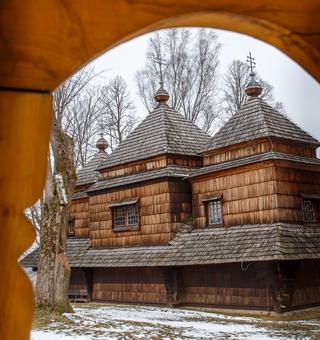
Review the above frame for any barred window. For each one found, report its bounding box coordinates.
[112,203,139,231]
[303,199,317,223]
[208,200,223,226]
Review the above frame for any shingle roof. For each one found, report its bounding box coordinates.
[188,151,320,178]
[98,104,210,170]
[21,224,320,268]
[20,238,90,268]
[205,97,319,152]
[76,151,108,187]
[87,165,195,193]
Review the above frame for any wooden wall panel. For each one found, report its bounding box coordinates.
[69,268,87,298]
[101,154,202,178]
[274,168,320,223]
[192,164,279,228]
[204,139,316,166]
[89,179,191,247]
[179,263,275,309]
[71,198,89,238]
[93,268,167,304]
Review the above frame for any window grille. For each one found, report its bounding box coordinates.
[303,199,317,223]
[208,200,223,225]
[113,204,139,230]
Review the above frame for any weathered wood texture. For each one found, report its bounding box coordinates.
[274,167,320,223]
[69,268,87,298]
[89,179,191,247]
[93,267,167,304]
[192,162,279,228]
[203,138,316,166]
[0,92,52,340]
[101,155,202,178]
[71,198,89,238]
[180,263,275,309]
[2,2,320,339]
[192,162,320,228]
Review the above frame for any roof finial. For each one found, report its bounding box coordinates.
[96,120,108,152]
[154,79,170,105]
[152,55,170,105]
[245,51,262,97]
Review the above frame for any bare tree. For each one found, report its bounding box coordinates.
[221,59,285,119]
[136,29,221,132]
[101,76,137,150]
[35,67,103,313]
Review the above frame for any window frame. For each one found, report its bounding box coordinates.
[202,193,224,228]
[109,199,140,232]
[302,198,318,225]
[68,217,75,236]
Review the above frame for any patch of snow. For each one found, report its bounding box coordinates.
[31,304,320,340]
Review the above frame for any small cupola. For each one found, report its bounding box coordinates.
[154,81,170,105]
[245,52,262,97]
[96,134,108,152]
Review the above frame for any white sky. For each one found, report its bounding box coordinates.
[88,28,320,140]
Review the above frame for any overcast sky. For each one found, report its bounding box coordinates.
[88,28,319,141]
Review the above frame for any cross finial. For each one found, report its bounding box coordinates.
[99,119,104,138]
[152,55,167,85]
[246,51,256,75]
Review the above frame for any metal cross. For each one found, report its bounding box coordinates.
[99,119,104,138]
[152,55,167,84]
[246,52,256,74]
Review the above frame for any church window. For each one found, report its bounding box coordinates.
[109,198,140,231]
[302,199,317,223]
[202,193,223,227]
[208,200,223,226]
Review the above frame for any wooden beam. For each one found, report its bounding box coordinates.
[0,91,52,340]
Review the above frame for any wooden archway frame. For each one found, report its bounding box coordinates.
[0,1,319,339]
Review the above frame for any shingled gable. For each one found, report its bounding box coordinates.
[204,97,319,153]
[97,103,210,170]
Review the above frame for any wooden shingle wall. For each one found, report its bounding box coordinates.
[101,154,202,178]
[89,179,191,247]
[93,267,167,304]
[192,162,279,228]
[204,138,316,167]
[71,198,90,238]
[274,167,320,223]
[192,160,320,228]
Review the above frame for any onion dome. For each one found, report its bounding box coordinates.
[154,81,170,104]
[245,72,262,97]
[96,135,108,152]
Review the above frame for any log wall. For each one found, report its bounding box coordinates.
[71,198,90,238]
[89,179,191,247]
[92,267,167,304]
[203,138,316,166]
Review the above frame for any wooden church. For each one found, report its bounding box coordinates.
[22,64,320,313]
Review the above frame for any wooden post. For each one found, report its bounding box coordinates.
[0,91,52,340]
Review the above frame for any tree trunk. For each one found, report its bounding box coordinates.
[35,122,75,313]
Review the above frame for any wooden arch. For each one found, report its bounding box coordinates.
[0,1,319,339]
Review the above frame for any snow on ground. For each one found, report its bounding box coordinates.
[30,303,320,340]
